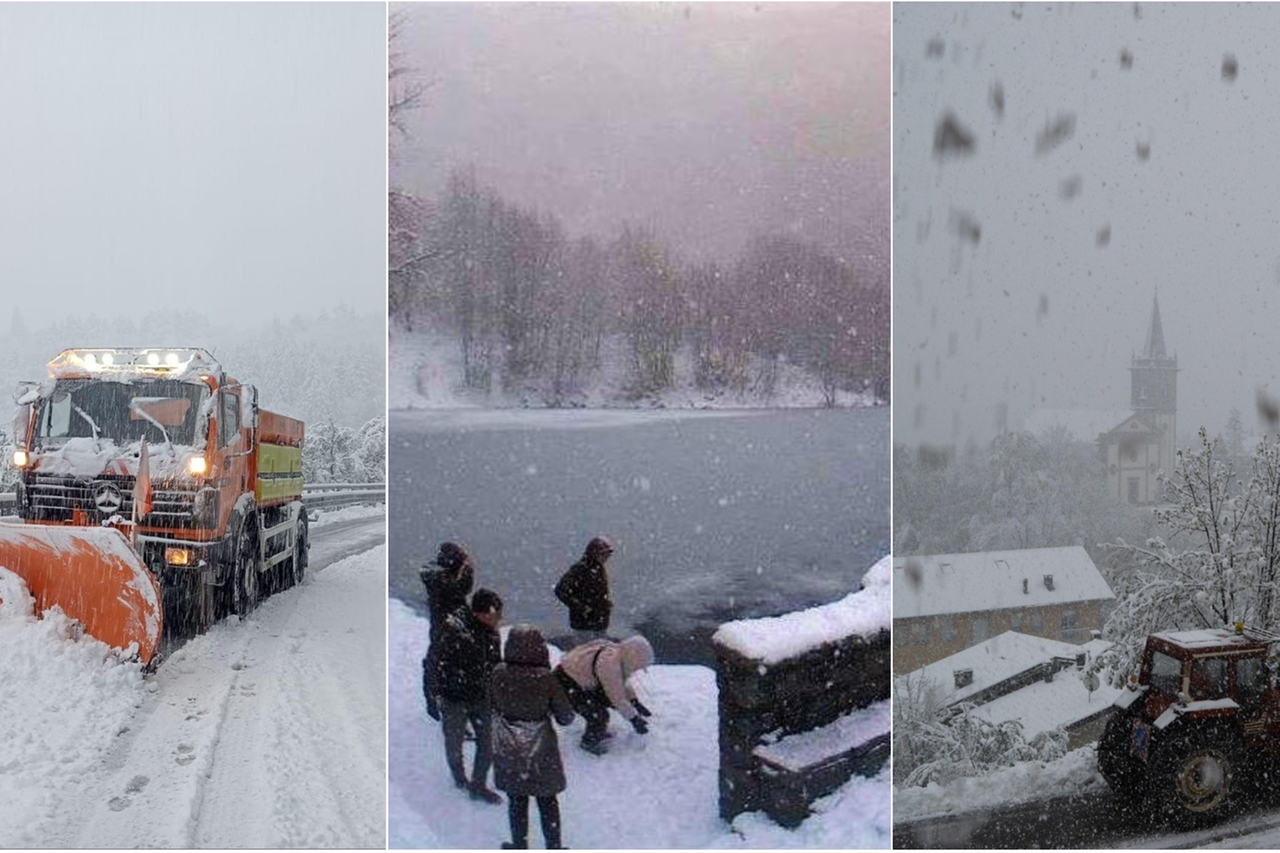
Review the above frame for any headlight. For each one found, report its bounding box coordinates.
[164,547,194,567]
[12,450,28,467]
[188,455,208,476]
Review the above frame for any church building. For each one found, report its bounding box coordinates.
[1099,295,1178,505]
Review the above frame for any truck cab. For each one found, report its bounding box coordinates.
[10,348,306,638]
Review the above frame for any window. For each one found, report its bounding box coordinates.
[953,669,974,689]
[1190,657,1228,700]
[1149,651,1182,695]
[937,618,957,643]
[1128,477,1140,504]
[971,617,990,644]
[894,625,908,648]
[221,391,240,447]
[912,621,931,646]
[1026,610,1045,634]
[1061,609,1079,632]
[1008,611,1023,632]
[1237,657,1267,703]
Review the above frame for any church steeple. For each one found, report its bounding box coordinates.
[1143,292,1167,360]
[1131,291,1177,415]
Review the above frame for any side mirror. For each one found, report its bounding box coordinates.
[242,385,259,430]
[12,381,38,450]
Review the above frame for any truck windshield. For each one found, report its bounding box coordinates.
[35,379,208,448]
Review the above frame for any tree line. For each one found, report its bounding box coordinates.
[390,169,889,405]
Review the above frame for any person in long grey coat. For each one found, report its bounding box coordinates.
[489,625,576,850]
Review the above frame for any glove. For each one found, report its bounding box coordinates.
[632,699,652,718]
[426,692,441,722]
[630,715,649,735]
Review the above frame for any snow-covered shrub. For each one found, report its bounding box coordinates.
[893,672,1068,789]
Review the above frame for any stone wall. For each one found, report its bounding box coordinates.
[714,625,891,824]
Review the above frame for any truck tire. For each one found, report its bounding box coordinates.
[1098,710,1145,796]
[233,517,260,618]
[287,512,308,589]
[1152,728,1240,826]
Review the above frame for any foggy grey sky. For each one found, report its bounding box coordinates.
[0,3,385,321]
[896,2,1280,449]
[391,2,889,263]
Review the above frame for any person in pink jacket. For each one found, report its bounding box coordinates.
[553,635,654,754]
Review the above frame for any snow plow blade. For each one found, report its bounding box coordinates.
[0,523,162,665]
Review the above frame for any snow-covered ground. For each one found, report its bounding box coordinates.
[389,599,890,849]
[390,328,881,411]
[0,535,387,848]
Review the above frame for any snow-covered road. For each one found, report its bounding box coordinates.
[0,514,387,849]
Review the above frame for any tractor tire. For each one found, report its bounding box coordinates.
[1151,728,1241,827]
[233,517,260,619]
[1098,711,1146,796]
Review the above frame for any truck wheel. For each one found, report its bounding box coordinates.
[288,513,308,589]
[1154,730,1239,825]
[233,518,260,618]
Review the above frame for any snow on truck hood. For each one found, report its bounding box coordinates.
[32,436,200,479]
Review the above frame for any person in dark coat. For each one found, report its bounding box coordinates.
[554,536,614,640]
[421,542,475,721]
[489,625,575,850]
[432,588,504,804]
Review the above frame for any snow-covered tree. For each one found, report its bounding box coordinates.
[1097,428,1280,683]
[1225,407,1246,460]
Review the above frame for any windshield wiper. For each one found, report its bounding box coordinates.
[71,404,102,454]
[129,400,174,456]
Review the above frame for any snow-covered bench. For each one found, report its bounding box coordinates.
[712,556,891,826]
[752,700,891,827]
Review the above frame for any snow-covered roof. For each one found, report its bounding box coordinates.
[893,546,1114,619]
[969,665,1121,739]
[1152,628,1259,650]
[1021,408,1131,442]
[908,630,1094,706]
[713,554,890,664]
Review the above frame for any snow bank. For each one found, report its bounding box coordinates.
[892,745,1105,824]
[0,570,149,847]
[389,600,889,848]
[390,328,883,412]
[713,555,890,664]
[310,503,386,527]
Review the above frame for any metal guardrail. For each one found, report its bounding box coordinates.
[0,483,384,513]
[302,484,386,510]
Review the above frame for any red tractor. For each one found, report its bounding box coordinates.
[1098,626,1280,824]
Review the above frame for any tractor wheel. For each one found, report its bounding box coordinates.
[233,517,260,619]
[1153,729,1240,826]
[1098,711,1146,795]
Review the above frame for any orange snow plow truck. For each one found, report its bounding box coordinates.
[1,348,307,667]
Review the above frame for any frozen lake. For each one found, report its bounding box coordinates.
[388,407,889,663]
